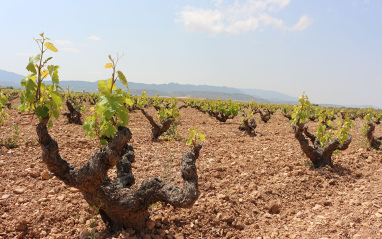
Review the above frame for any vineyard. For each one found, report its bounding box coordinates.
[0,34,382,238]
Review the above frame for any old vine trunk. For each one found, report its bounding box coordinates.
[140,109,174,140]
[366,122,381,149]
[62,100,82,125]
[293,123,352,168]
[36,117,201,231]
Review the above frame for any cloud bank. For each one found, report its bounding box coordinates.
[176,0,312,35]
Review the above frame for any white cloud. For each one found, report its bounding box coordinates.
[176,0,312,35]
[212,0,223,7]
[88,35,101,41]
[55,40,73,46]
[287,15,313,31]
[176,7,224,35]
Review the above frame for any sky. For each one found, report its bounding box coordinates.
[0,0,381,107]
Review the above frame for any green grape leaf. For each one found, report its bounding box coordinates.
[44,42,58,52]
[186,138,192,146]
[98,80,109,95]
[47,65,60,85]
[26,55,40,74]
[35,106,49,118]
[117,70,128,89]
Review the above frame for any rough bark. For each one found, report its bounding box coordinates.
[178,104,188,110]
[255,109,272,123]
[366,122,381,149]
[282,109,292,120]
[207,110,234,122]
[293,123,352,168]
[140,109,175,140]
[36,117,202,231]
[62,100,82,125]
[239,118,258,136]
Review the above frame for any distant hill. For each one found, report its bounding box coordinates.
[0,69,282,103]
[8,68,379,108]
[0,69,25,87]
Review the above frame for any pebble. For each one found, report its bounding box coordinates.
[143,234,151,239]
[375,213,382,218]
[70,187,80,193]
[15,217,28,231]
[41,171,52,180]
[146,220,155,230]
[217,194,230,200]
[79,230,91,239]
[266,202,281,214]
[1,194,10,199]
[312,204,322,211]
[14,187,25,194]
[362,202,372,207]
[378,208,382,214]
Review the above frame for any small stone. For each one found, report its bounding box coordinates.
[146,219,155,230]
[28,169,40,178]
[1,194,10,199]
[40,230,47,237]
[235,222,245,230]
[378,208,382,214]
[15,217,28,231]
[217,194,230,200]
[57,195,65,201]
[375,213,382,218]
[79,230,91,239]
[362,202,372,207]
[174,233,184,239]
[70,187,80,193]
[221,214,234,223]
[158,229,166,237]
[266,202,281,214]
[41,171,51,180]
[14,187,25,194]
[143,234,151,239]
[48,189,55,195]
[312,204,322,211]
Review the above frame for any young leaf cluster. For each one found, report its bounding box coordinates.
[290,93,311,125]
[83,55,133,145]
[0,90,9,125]
[19,32,62,127]
[186,126,205,147]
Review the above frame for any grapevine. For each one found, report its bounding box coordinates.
[19,32,62,127]
[83,54,133,145]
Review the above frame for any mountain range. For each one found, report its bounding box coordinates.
[0,69,298,104]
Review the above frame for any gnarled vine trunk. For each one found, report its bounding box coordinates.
[140,109,174,140]
[239,118,258,136]
[62,100,82,125]
[366,122,381,149]
[293,123,352,168]
[36,117,201,231]
[207,110,233,122]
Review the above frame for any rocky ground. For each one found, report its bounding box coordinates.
[0,101,382,239]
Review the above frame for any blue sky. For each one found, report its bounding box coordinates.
[0,0,381,107]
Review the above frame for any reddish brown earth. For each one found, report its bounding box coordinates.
[1,102,382,239]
